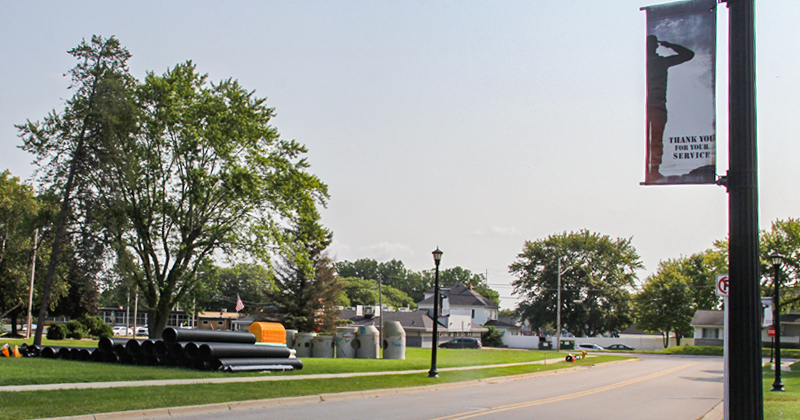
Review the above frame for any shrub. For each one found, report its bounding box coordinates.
[65,320,88,340]
[77,315,113,338]
[46,324,67,340]
[481,326,505,347]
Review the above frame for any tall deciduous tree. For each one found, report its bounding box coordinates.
[193,263,275,313]
[0,171,40,334]
[439,267,500,305]
[634,261,696,347]
[18,36,135,345]
[335,258,501,304]
[761,218,800,310]
[340,277,416,309]
[100,61,329,337]
[509,229,642,337]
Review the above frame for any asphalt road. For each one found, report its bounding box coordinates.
[170,354,723,420]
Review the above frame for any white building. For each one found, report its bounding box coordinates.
[418,283,498,333]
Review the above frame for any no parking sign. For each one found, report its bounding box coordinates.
[716,274,729,297]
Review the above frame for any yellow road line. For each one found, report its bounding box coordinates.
[431,362,700,420]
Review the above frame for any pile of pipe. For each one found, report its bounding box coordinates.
[18,327,301,372]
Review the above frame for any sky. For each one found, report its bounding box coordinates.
[2,1,799,310]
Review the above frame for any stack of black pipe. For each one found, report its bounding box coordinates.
[161,327,302,372]
[22,328,301,372]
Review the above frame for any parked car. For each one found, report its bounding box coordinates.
[439,337,482,349]
[606,344,635,351]
[575,343,605,351]
[112,326,133,336]
[135,326,149,336]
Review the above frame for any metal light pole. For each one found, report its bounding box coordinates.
[428,247,443,378]
[556,258,562,351]
[770,253,784,392]
[727,0,762,417]
[378,278,383,357]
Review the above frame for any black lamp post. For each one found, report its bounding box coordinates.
[428,247,443,378]
[770,253,785,392]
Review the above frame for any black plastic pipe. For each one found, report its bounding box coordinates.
[125,339,147,356]
[99,337,131,353]
[162,327,256,344]
[21,344,40,357]
[198,343,293,360]
[154,340,169,358]
[140,339,160,357]
[40,346,63,358]
[211,357,303,371]
[169,342,188,360]
[90,349,106,362]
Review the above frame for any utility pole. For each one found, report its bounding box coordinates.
[26,229,39,339]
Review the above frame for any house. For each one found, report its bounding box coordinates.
[417,283,499,327]
[485,317,522,336]
[197,310,243,330]
[691,310,724,346]
[337,284,497,348]
[765,311,800,349]
[691,309,800,348]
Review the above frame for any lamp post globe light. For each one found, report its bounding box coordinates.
[429,247,443,378]
[770,253,785,392]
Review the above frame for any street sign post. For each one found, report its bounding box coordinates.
[717,274,730,419]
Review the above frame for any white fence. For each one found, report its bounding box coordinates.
[501,334,692,351]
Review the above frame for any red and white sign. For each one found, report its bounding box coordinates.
[768,327,776,337]
[716,274,729,297]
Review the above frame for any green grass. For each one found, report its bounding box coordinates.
[0,353,620,420]
[0,347,567,386]
[764,368,800,420]
[1,337,100,349]
[655,345,800,359]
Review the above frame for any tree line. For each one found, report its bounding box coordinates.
[509,220,799,346]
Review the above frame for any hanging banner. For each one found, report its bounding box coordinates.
[642,0,717,185]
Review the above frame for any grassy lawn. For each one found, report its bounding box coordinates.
[764,367,800,420]
[0,349,617,420]
[1,337,100,349]
[0,345,569,386]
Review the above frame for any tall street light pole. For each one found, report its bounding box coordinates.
[726,0,761,417]
[429,247,443,378]
[556,258,562,351]
[770,253,784,392]
[378,277,383,358]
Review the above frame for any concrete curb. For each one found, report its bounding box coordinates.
[699,401,724,420]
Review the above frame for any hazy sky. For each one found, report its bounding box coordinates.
[2,1,798,309]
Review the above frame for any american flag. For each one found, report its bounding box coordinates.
[235,294,244,312]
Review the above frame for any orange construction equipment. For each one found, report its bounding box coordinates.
[249,322,286,345]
